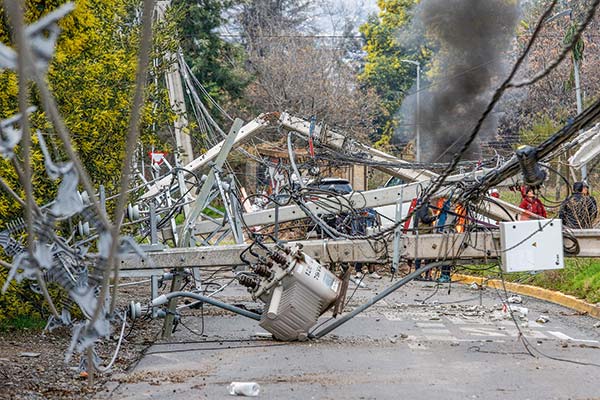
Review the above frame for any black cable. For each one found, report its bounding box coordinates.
[144,342,290,355]
[177,311,205,337]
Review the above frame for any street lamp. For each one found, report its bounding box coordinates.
[546,9,586,179]
[401,59,421,162]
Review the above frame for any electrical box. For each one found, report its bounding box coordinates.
[500,219,564,273]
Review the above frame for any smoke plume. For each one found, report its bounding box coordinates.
[399,0,520,161]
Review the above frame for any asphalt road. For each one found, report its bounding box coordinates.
[101,275,600,400]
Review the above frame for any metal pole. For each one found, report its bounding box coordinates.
[156,291,262,321]
[401,59,421,162]
[574,57,587,180]
[416,63,421,162]
[161,119,243,339]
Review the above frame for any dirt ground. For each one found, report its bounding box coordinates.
[0,282,162,400]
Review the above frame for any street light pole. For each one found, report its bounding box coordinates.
[546,8,587,180]
[401,59,421,162]
[574,57,586,179]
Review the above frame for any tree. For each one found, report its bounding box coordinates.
[0,0,175,325]
[0,0,174,220]
[358,0,428,149]
[502,0,600,145]
[243,36,380,139]
[233,0,314,45]
[172,0,250,106]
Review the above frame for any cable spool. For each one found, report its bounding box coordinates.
[562,232,580,256]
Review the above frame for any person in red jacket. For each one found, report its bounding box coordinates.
[519,186,547,219]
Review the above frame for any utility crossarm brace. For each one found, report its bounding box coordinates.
[119,229,600,270]
[141,113,273,200]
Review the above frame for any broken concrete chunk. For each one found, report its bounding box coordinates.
[511,306,528,318]
[536,315,550,324]
[507,295,522,304]
[20,352,41,358]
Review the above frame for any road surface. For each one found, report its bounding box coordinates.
[100,274,600,400]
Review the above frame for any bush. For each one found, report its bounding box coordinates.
[0,268,44,329]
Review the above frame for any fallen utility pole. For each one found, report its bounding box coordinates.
[192,176,538,236]
[119,229,600,270]
[277,112,533,222]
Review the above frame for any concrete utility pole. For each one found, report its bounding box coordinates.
[154,1,194,224]
[401,59,421,162]
[155,1,194,166]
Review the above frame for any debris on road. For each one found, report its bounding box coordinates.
[536,315,550,324]
[511,306,529,319]
[508,295,523,304]
[229,382,260,397]
[19,352,41,358]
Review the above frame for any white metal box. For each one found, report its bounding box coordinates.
[500,219,564,272]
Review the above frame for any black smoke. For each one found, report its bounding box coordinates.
[399,0,520,161]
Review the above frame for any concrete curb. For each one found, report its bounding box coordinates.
[453,273,600,319]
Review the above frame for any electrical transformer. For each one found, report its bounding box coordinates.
[240,244,341,341]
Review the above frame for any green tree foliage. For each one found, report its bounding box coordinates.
[0,0,174,216]
[0,0,174,325]
[359,0,429,147]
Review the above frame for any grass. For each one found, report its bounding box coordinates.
[0,314,47,331]
[457,258,600,304]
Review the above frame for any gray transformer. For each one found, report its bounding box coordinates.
[250,244,341,341]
